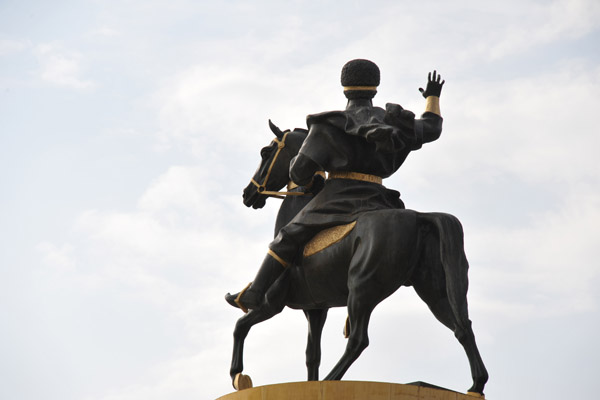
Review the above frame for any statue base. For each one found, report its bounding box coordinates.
[216,381,485,399]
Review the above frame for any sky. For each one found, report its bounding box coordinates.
[1,0,599,399]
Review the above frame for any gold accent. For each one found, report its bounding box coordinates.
[218,381,483,400]
[303,221,357,257]
[261,133,287,191]
[343,85,377,91]
[233,373,253,391]
[466,392,485,398]
[425,95,441,116]
[328,171,382,185]
[343,315,350,338]
[252,132,320,199]
[267,249,289,268]
[288,171,326,192]
[234,282,252,314]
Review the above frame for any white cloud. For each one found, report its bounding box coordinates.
[36,241,76,272]
[487,0,600,60]
[395,60,600,192]
[148,0,600,166]
[31,163,281,399]
[468,188,600,318]
[339,0,600,72]
[138,166,216,218]
[89,335,236,400]
[0,38,31,55]
[91,26,121,37]
[35,43,95,89]
[8,1,599,399]
[49,164,275,312]
[152,62,337,157]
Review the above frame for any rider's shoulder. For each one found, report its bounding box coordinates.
[385,103,415,120]
[306,110,346,129]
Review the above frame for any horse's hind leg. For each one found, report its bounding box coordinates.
[412,246,488,394]
[324,294,375,380]
[417,287,488,394]
[304,308,328,381]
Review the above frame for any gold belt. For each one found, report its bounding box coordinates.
[328,171,382,185]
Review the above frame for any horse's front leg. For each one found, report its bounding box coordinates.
[230,303,284,389]
[230,274,290,390]
[230,311,254,383]
[304,308,328,381]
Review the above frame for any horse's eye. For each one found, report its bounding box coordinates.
[260,147,271,159]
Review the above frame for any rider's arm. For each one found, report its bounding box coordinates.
[290,153,322,186]
[418,111,443,144]
[418,71,445,144]
[290,122,346,186]
[290,123,328,186]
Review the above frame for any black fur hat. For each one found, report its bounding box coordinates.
[340,59,380,99]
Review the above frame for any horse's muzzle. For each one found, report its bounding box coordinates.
[243,183,267,209]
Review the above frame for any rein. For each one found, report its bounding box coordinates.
[250,131,320,199]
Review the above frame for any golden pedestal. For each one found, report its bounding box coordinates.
[216,381,484,400]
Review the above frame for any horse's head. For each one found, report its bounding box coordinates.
[243,120,307,209]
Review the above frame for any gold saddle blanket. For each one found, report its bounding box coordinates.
[303,221,357,257]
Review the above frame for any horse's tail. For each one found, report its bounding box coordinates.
[417,212,471,320]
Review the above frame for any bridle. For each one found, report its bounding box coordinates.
[250,131,312,199]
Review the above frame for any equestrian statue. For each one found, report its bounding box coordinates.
[224,59,488,397]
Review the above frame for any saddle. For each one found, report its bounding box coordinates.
[303,221,357,257]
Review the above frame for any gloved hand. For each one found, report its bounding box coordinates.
[419,70,445,98]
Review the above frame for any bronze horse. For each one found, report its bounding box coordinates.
[230,121,488,395]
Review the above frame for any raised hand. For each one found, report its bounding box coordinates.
[419,70,445,98]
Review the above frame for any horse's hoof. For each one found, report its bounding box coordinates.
[466,392,485,398]
[233,373,253,390]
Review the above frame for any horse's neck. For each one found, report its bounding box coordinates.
[273,195,310,237]
[273,130,309,237]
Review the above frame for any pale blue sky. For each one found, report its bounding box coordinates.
[1,1,599,399]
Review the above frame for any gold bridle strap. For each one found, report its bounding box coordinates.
[251,178,308,198]
[251,132,323,199]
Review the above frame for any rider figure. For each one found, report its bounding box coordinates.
[226,59,445,312]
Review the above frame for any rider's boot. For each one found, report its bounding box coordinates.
[225,251,287,312]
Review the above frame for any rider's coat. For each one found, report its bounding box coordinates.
[270,104,443,264]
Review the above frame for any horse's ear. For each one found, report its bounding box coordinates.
[269,119,284,139]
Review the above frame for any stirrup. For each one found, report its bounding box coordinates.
[234,282,252,313]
